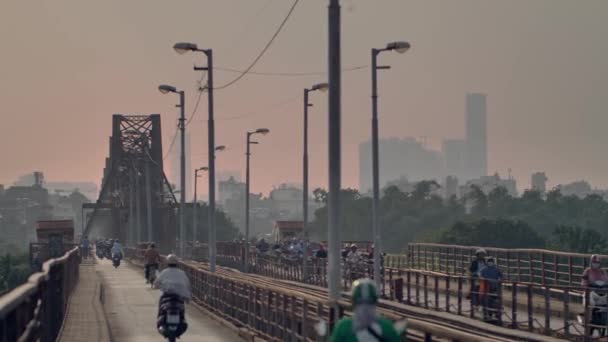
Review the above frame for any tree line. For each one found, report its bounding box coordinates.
[308,182,607,254]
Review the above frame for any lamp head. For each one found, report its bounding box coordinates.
[173,42,198,54]
[158,84,177,94]
[215,145,226,151]
[255,128,270,135]
[311,82,329,92]
[198,166,209,171]
[387,41,411,54]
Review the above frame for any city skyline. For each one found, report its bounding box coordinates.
[1,1,608,195]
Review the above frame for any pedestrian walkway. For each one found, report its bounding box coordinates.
[58,258,111,342]
[97,258,240,342]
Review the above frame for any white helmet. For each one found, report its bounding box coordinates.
[475,248,487,255]
[166,254,178,265]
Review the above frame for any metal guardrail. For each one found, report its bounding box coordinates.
[0,247,80,342]
[406,242,602,287]
[128,245,565,341]
[180,242,608,341]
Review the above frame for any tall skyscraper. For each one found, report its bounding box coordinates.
[442,139,468,182]
[466,93,487,179]
[359,137,444,193]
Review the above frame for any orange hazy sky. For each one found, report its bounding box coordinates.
[1,0,607,195]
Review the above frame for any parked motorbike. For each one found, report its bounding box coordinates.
[157,293,188,342]
[578,280,608,337]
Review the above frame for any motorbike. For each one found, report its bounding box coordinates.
[578,280,608,337]
[96,246,104,259]
[112,254,122,268]
[157,293,188,342]
[480,279,502,323]
[148,264,159,288]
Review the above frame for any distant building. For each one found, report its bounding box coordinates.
[359,137,444,193]
[383,177,416,194]
[531,172,548,193]
[444,176,459,198]
[219,176,246,205]
[271,220,303,242]
[556,181,592,198]
[460,173,517,197]
[46,182,98,201]
[442,139,468,182]
[466,93,487,179]
[269,184,302,219]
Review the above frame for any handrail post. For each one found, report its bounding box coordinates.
[527,284,533,332]
[584,289,591,342]
[563,288,570,337]
[544,286,551,335]
[457,276,463,316]
[445,276,450,313]
[510,282,518,328]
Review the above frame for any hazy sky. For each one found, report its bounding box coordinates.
[1,0,607,195]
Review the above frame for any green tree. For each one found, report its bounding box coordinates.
[551,225,607,254]
[436,219,545,249]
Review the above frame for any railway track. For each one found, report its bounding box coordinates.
[183,259,563,342]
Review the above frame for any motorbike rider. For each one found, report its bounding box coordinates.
[346,244,362,263]
[330,278,402,341]
[346,244,364,280]
[154,254,191,336]
[154,254,192,299]
[144,243,161,284]
[582,255,608,287]
[111,239,123,259]
[479,256,502,319]
[467,248,487,305]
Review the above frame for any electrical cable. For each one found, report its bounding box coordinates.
[215,0,300,90]
[214,65,368,77]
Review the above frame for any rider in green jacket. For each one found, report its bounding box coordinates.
[330,278,404,342]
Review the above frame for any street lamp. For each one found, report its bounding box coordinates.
[327,0,342,314]
[174,41,219,272]
[245,128,269,272]
[192,145,225,245]
[370,40,410,286]
[158,83,187,257]
[302,82,328,280]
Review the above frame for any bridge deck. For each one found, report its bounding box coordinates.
[59,258,241,342]
[58,259,111,342]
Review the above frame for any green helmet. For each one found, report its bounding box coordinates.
[351,278,379,306]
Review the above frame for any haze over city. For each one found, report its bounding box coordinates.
[5,2,608,341]
[1,0,608,194]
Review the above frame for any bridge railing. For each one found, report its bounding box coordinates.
[125,248,568,341]
[0,247,80,342]
[179,262,521,342]
[406,242,601,287]
[178,243,600,340]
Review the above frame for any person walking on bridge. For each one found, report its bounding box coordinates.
[330,278,402,341]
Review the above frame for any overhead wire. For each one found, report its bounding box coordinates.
[163,72,207,161]
[214,0,300,90]
[214,65,368,77]
[164,0,299,159]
